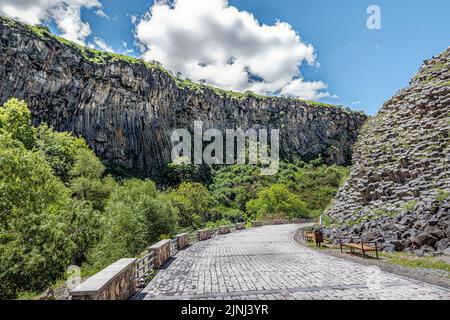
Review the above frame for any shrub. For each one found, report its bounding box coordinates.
[86,180,178,272]
[0,98,35,149]
[246,184,308,220]
[169,182,215,228]
[36,124,89,182]
[69,149,117,211]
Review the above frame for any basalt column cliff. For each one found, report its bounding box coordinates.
[0,17,366,175]
[325,48,450,255]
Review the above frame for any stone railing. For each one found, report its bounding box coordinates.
[219,225,231,234]
[251,221,264,227]
[198,228,212,241]
[176,233,189,250]
[70,258,137,300]
[235,222,246,230]
[70,218,313,300]
[148,239,171,269]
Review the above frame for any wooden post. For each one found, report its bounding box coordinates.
[375,243,379,259]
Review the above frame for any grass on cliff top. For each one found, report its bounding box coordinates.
[0,15,365,115]
[412,48,450,84]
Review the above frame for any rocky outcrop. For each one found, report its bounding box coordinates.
[325,48,450,256]
[0,17,366,176]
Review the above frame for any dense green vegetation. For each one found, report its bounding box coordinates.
[0,99,349,299]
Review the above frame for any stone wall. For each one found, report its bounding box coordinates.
[272,219,289,225]
[70,258,136,300]
[219,226,231,234]
[148,240,171,268]
[198,229,211,241]
[0,18,367,176]
[252,221,264,228]
[324,48,450,256]
[176,233,189,250]
[235,223,246,230]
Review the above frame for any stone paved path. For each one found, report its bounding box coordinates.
[141,224,450,300]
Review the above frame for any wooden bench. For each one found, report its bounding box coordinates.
[303,231,315,242]
[303,230,323,247]
[339,238,379,259]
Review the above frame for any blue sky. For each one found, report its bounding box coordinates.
[2,0,449,115]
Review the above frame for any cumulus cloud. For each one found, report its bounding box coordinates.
[0,0,100,45]
[89,37,114,52]
[135,0,331,100]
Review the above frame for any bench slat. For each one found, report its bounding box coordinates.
[341,243,377,251]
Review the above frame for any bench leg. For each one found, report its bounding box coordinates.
[362,248,366,259]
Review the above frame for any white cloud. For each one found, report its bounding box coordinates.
[89,36,114,52]
[0,0,101,45]
[135,0,331,100]
[121,41,134,54]
[130,14,137,24]
[280,79,330,100]
[95,9,109,19]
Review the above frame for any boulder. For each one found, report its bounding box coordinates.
[399,216,414,226]
[390,240,406,251]
[361,230,380,242]
[413,249,425,257]
[402,239,412,249]
[402,247,413,254]
[382,243,396,253]
[412,233,438,248]
[426,217,439,227]
[420,245,435,253]
[393,224,408,233]
[429,228,445,240]
[435,239,449,251]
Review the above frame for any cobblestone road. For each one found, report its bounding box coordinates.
[141,224,450,300]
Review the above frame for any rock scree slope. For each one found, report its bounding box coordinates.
[0,17,366,175]
[325,47,450,256]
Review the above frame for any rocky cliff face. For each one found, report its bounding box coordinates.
[325,48,450,256]
[0,17,366,175]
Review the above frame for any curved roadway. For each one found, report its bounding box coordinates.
[141,224,450,300]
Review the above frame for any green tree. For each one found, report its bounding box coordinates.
[69,149,117,211]
[66,200,102,266]
[169,182,215,229]
[35,124,89,182]
[86,180,178,272]
[220,207,244,223]
[158,159,212,187]
[246,184,308,220]
[0,134,73,299]
[0,98,35,149]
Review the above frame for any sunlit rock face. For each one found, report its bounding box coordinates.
[0,18,366,176]
[325,48,450,255]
